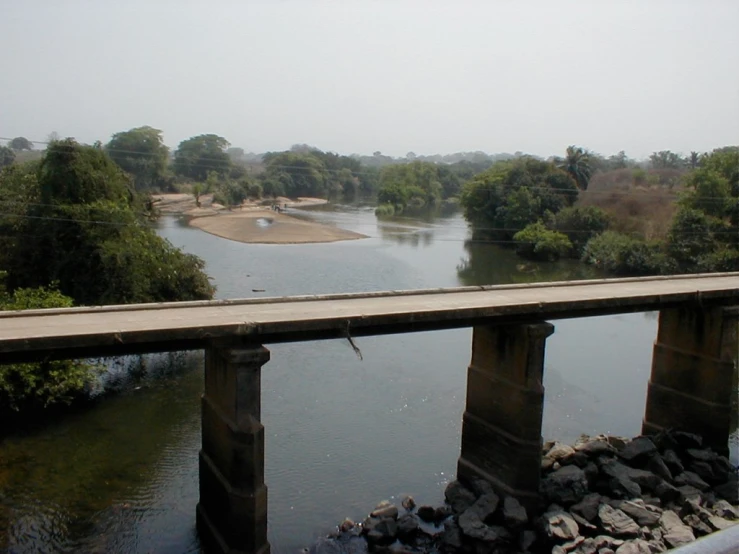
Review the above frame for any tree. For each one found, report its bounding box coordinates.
[460,157,578,241]
[0,140,215,305]
[0,146,15,168]
[513,222,572,261]
[687,151,701,170]
[375,161,445,214]
[173,134,231,181]
[9,137,33,151]
[557,146,593,191]
[261,151,328,197]
[106,126,170,191]
[649,150,684,170]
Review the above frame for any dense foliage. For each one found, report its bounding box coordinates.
[0,276,101,412]
[0,140,215,305]
[173,134,231,181]
[106,126,171,191]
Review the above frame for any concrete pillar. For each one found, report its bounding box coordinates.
[197,341,270,554]
[457,321,554,511]
[643,306,738,455]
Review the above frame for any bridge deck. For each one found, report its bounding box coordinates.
[1,273,739,362]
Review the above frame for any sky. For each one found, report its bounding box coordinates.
[1,0,738,159]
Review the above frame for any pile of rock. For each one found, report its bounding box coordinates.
[307,430,739,553]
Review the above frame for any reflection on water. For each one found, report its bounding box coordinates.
[1,206,667,553]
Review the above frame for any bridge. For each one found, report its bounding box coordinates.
[2,273,739,554]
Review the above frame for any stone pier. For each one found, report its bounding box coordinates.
[197,340,270,554]
[643,306,739,455]
[457,322,554,511]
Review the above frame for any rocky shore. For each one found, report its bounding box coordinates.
[307,430,739,554]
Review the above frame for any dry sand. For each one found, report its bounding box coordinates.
[150,194,366,244]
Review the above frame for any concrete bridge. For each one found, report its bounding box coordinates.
[2,273,739,554]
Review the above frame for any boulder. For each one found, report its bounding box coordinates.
[444,480,476,514]
[659,510,695,549]
[416,505,435,523]
[576,439,617,457]
[548,442,577,461]
[682,514,712,536]
[707,515,736,531]
[467,491,500,522]
[646,454,672,482]
[614,540,652,554]
[712,499,739,520]
[602,460,661,491]
[618,437,657,464]
[539,506,580,541]
[672,431,703,450]
[396,514,419,543]
[674,471,709,491]
[572,493,602,522]
[542,465,589,506]
[370,500,398,519]
[442,519,463,548]
[502,496,528,528]
[519,529,537,552]
[661,450,684,475]
[459,509,508,542]
[597,504,640,537]
[618,500,660,527]
[714,478,739,503]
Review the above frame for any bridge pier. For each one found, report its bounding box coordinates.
[643,306,738,455]
[457,321,554,512]
[197,341,270,554]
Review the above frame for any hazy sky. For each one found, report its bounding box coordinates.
[1,1,737,158]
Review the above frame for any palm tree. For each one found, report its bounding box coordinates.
[688,151,701,170]
[558,146,593,191]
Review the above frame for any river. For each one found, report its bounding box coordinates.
[0,205,664,553]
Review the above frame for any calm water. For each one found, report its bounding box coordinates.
[0,206,663,553]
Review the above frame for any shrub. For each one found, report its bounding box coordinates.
[0,280,101,412]
[513,223,572,261]
[582,231,673,275]
[553,206,610,256]
[374,203,395,217]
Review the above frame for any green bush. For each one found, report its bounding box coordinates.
[582,231,673,275]
[0,280,101,412]
[553,206,610,256]
[513,222,572,261]
[374,203,396,217]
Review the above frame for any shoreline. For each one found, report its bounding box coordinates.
[151,194,368,244]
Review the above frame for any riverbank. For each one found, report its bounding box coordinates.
[308,429,739,553]
[151,194,367,244]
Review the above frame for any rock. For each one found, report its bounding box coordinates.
[401,496,416,512]
[416,505,435,523]
[542,465,590,505]
[618,500,660,527]
[444,480,476,514]
[707,515,736,531]
[571,512,599,536]
[572,493,602,522]
[539,506,580,541]
[502,496,528,528]
[672,431,703,450]
[619,437,657,464]
[339,518,355,533]
[682,514,712,536]
[470,492,500,521]
[674,471,709,491]
[470,478,495,496]
[584,463,600,487]
[557,536,585,552]
[548,442,577,460]
[614,540,651,554]
[714,478,739,503]
[677,484,703,504]
[659,510,695,549]
[442,520,463,549]
[367,517,397,545]
[543,457,557,472]
[593,535,625,550]
[646,454,672,482]
[576,439,618,457]
[690,461,722,485]
[598,504,640,537]
[459,508,508,542]
[370,501,398,519]
[712,499,739,520]
[563,452,591,469]
[396,514,419,543]
[519,529,537,551]
[661,450,684,475]
[607,436,628,451]
[602,460,661,491]
[309,536,369,554]
[609,476,641,499]
[433,504,452,523]
[654,481,681,504]
[686,448,717,463]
